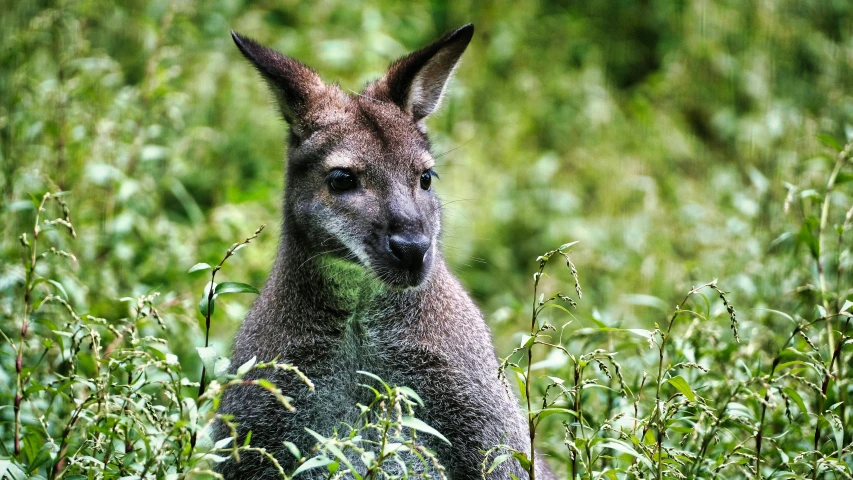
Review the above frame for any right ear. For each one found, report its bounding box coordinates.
[231,31,326,138]
[366,24,474,123]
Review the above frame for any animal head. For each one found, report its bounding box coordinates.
[232,25,474,289]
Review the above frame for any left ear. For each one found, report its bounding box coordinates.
[368,24,474,122]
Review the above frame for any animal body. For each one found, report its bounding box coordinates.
[217,25,556,479]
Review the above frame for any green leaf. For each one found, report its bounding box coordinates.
[559,240,580,251]
[283,441,300,460]
[540,302,575,316]
[754,308,795,324]
[360,451,376,467]
[835,171,853,185]
[46,279,68,300]
[596,440,654,469]
[31,278,68,301]
[622,294,669,312]
[27,442,56,470]
[214,357,231,376]
[214,281,260,295]
[304,429,361,480]
[533,407,577,425]
[357,371,392,396]
[777,360,821,375]
[597,327,653,339]
[509,365,527,396]
[199,295,214,318]
[292,455,334,477]
[511,451,531,471]
[400,416,451,445]
[396,386,424,406]
[199,282,216,317]
[828,412,844,457]
[197,346,217,374]
[667,375,695,402]
[188,262,212,273]
[487,454,512,473]
[0,460,28,480]
[214,436,234,450]
[818,133,842,151]
[382,442,406,456]
[798,216,820,259]
[236,356,257,376]
[782,388,807,415]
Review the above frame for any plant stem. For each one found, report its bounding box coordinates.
[655,335,665,480]
[817,143,850,347]
[652,282,713,479]
[365,401,392,480]
[572,362,581,479]
[189,267,218,456]
[197,267,218,399]
[15,193,49,457]
[50,394,96,480]
[754,322,807,479]
[690,385,740,478]
[527,268,542,480]
[811,318,850,479]
[190,225,265,456]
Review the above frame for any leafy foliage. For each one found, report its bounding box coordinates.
[493,142,852,479]
[2,1,853,479]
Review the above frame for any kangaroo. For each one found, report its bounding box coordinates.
[217,25,556,479]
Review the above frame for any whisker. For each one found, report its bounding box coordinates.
[296,246,349,271]
[438,242,488,265]
[433,136,475,159]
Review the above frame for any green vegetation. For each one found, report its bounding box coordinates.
[1,1,852,478]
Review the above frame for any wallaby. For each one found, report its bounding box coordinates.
[217,25,556,479]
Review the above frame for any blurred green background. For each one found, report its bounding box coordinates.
[1,0,852,390]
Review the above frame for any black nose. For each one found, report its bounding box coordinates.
[388,234,430,270]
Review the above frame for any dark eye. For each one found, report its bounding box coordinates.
[420,169,436,190]
[327,169,357,193]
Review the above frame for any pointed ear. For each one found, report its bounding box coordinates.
[370,24,474,122]
[231,31,327,138]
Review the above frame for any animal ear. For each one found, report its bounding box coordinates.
[372,24,474,122]
[231,31,327,138]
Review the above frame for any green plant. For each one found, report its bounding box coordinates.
[490,241,586,480]
[276,372,448,480]
[486,141,853,480]
[0,203,308,479]
[187,224,265,454]
[0,195,453,479]
[3,2,853,477]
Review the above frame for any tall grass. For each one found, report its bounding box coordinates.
[489,141,853,479]
[2,141,849,479]
[1,1,852,478]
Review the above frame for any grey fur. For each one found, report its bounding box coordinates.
[217,25,556,479]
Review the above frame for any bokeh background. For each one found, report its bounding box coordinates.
[2,0,852,462]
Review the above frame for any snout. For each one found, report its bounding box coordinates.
[388,234,430,271]
[369,232,433,288]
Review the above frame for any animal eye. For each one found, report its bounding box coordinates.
[327,169,357,193]
[420,169,435,190]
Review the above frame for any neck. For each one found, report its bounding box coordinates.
[269,226,397,317]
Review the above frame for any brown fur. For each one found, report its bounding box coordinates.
[216,25,556,479]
